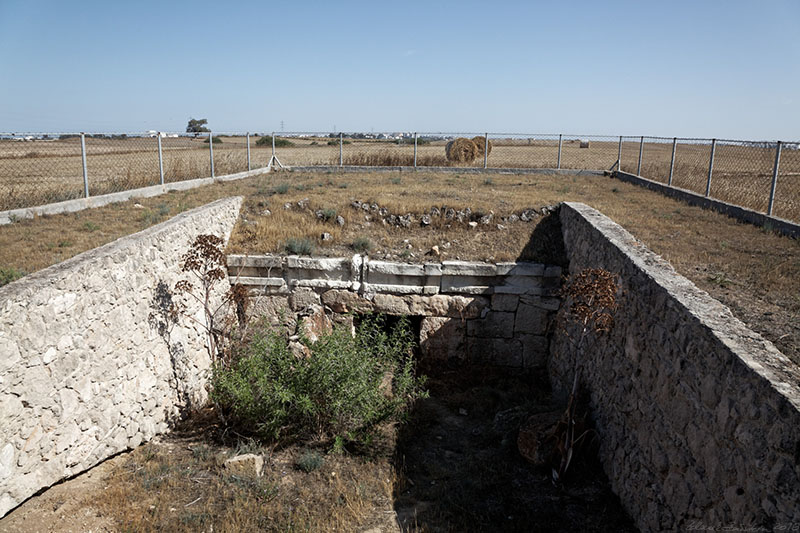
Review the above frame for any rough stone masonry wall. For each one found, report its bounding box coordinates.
[228,255,563,367]
[0,196,243,517]
[551,202,800,531]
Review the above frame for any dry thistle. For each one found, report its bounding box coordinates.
[550,267,619,485]
[560,267,618,334]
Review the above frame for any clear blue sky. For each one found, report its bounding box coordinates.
[1,0,798,139]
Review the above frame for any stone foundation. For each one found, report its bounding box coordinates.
[228,255,563,367]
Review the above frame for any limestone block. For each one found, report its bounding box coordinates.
[519,295,560,311]
[491,294,519,312]
[520,335,549,368]
[372,294,411,315]
[321,290,373,314]
[289,288,321,311]
[299,305,333,343]
[227,254,283,269]
[419,317,466,360]
[441,261,497,277]
[514,304,549,335]
[362,282,424,295]
[224,454,264,477]
[467,311,515,339]
[440,275,494,295]
[496,262,545,277]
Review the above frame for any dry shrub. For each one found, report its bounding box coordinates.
[471,136,493,157]
[445,138,479,164]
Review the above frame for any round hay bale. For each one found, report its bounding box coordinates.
[579,139,590,148]
[445,137,479,164]
[471,136,493,157]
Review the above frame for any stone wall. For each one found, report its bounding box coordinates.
[0,196,243,517]
[228,255,563,367]
[551,202,800,530]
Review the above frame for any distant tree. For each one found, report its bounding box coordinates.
[186,118,210,134]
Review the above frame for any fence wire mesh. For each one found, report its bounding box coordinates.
[775,145,800,221]
[0,133,85,210]
[671,138,714,195]
[640,137,674,184]
[709,140,775,214]
[162,133,212,183]
[2,131,799,225]
[85,134,160,195]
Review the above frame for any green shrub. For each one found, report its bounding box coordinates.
[0,266,25,287]
[320,208,337,221]
[203,137,223,144]
[210,314,426,446]
[295,450,325,472]
[352,237,373,253]
[326,139,351,146]
[272,183,290,195]
[256,136,294,147]
[284,237,315,255]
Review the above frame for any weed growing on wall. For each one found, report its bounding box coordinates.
[210,314,427,448]
[172,234,248,364]
[551,268,619,484]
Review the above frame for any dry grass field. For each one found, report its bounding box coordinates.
[1,169,797,366]
[2,135,799,222]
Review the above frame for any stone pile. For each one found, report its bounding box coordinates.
[348,200,557,229]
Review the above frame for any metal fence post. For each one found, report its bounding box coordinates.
[413,132,418,168]
[668,137,677,186]
[557,134,563,169]
[617,136,623,171]
[705,138,716,198]
[768,141,783,216]
[209,132,215,178]
[339,132,343,167]
[157,134,164,185]
[483,133,489,169]
[246,132,251,171]
[637,136,644,175]
[80,132,89,198]
[271,132,276,160]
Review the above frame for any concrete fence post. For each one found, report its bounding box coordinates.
[246,132,251,171]
[557,134,563,170]
[483,133,489,169]
[339,132,343,167]
[668,137,677,186]
[414,132,418,168]
[209,132,215,178]
[768,141,782,216]
[271,132,276,159]
[637,136,644,175]
[705,139,716,198]
[617,136,623,171]
[80,133,89,198]
[157,134,164,185]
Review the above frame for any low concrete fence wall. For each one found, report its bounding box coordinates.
[0,167,267,226]
[552,202,800,530]
[0,196,243,517]
[228,255,563,367]
[612,170,800,238]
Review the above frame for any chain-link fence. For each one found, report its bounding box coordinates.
[2,131,799,224]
